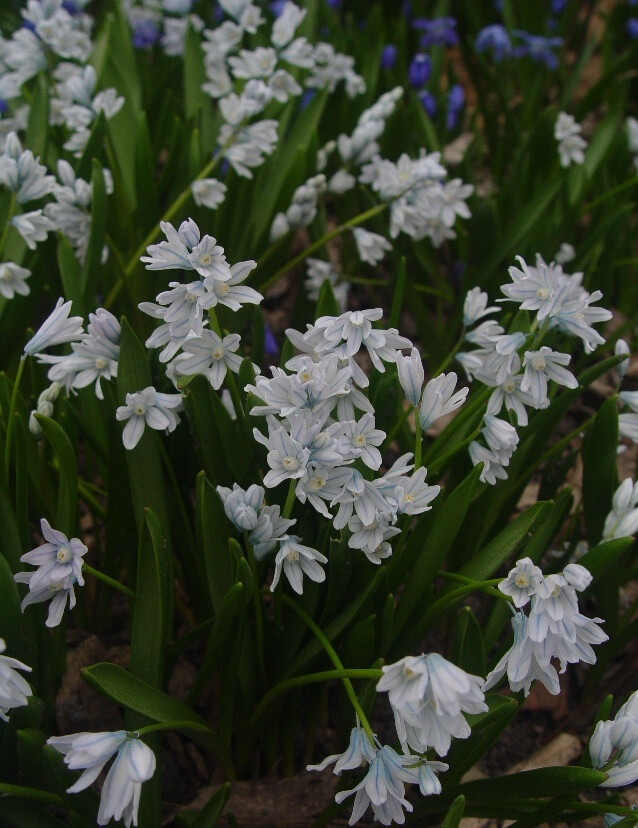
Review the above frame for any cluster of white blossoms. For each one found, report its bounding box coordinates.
[554,111,587,168]
[214,309,443,593]
[14,519,88,628]
[304,258,348,313]
[309,652,485,825]
[47,730,156,827]
[0,637,32,720]
[484,558,607,696]
[590,691,638,788]
[139,215,261,380]
[0,0,93,103]
[457,254,611,484]
[602,478,638,542]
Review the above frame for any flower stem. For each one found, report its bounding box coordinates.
[413,405,422,470]
[245,536,267,685]
[132,720,211,738]
[282,479,297,519]
[83,563,136,599]
[279,594,376,745]
[3,355,26,488]
[258,201,389,292]
[250,668,383,727]
[432,327,466,376]
[104,133,238,310]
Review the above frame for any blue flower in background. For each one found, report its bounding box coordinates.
[264,325,279,358]
[300,89,316,110]
[61,0,80,13]
[381,44,398,69]
[325,0,343,8]
[551,0,567,13]
[512,31,563,70]
[0,99,9,115]
[628,18,638,38]
[419,90,437,118]
[446,84,465,130]
[408,53,431,88]
[475,24,512,61]
[412,16,459,48]
[270,0,287,16]
[132,19,160,49]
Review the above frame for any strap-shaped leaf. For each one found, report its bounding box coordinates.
[80,160,108,306]
[34,415,78,538]
[25,73,49,158]
[442,796,466,828]
[582,397,618,545]
[129,508,172,690]
[196,472,232,612]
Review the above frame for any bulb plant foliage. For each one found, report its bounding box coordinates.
[0,0,637,826]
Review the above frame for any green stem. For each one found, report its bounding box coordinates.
[132,720,210,738]
[0,193,16,255]
[78,479,107,518]
[432,327,466,376]
[568,803,638,817]
[414,406,422,470]
[584,173,638,211]
[250,668,383,727]
[529,318,550,352]
[4,356,26,488]
[83,563,136,599]
[225,370,245,421]
[258,201,389,292]
[104,132,238,310]
[282,479,297,519]
[423,579,507,625]
[0,783,64,807]
[279,594,376,745]
[245,537,267,684]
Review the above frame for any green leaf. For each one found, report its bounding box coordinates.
[579,537,633,580]
[183,22,214,149]
[129,508,172,690]
[73,111,106,183]
[0,800,68,828]
[452,607,485,677]
[315,278,339,318]
[442,796,466,828]
[394,465,483,634]
[452,766,607,803]
[182,375,232,485]
[0,551,22,650]
[56,236,84,317]
[195,472,232,612]
[117,318,170,537]
[0,487,25,572]
[389,257,406,329]
[582,397,618,545]
[25,74,49,158]
[459,501,553,582]
[80,160,108,306]
[188,784,231,828]
[34,415,78,537]
[81,662,232,769]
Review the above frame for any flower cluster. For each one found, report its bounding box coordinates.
[0,637,32,720]
[554,112,587,168]
[484,558,607,696]
[590,691,638,787]
[14,519,88,628]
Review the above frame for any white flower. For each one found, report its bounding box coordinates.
[217,483,265,531]
[141,219,232,282]
[615,339,630,380]
[396,347,424,406]
[23,298,84,356]
[419,372,468,431]
[555,112,587,167]
[590,692,638,787]
[10,209,53,249]
[377,652,487,756]
[115,387,183,449]
[463,287,498,327]
[14,518,87,628]
[521,347,577,407]
[0,261,30,299]
[352,228,392,265]
[0,132,55,202]
[47,731,156,826]
[498,557,543,607]
[602,478,638,541]
[0,637,32,720]
[253,420,311,487]
[307,725,376,774]
[272,2,306,48]
[270,535,327,594]
[175,331,243,390]
[555,242,575,265]
[468,440,509,485]
[191,178,227,209]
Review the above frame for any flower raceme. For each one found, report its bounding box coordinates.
[14,518,88,628]
[47,730,156,827]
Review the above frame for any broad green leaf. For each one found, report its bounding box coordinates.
[449,766,606,804]
[34,415,78,538]
[582,397,618,545]
[315,278,339,319]
[394,465,483,635]
[195,472,232,612]
[182,375,233,485]
[0,800,68,828]
[80,160,108,306]
[579,537,633,580]
[0,552,22,650]
[187,784,231,828]
[452,607,485,677]
[56,236,84,316]
[460,501,552,582]
[25,74,49,158]
[442,796,466,828]
[81,662,233,772]
[129,508,172,690]
[183,23,214,150]
[117,318,170,537]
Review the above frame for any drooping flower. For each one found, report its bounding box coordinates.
[23,297,84,356]
[0,637,32,720]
